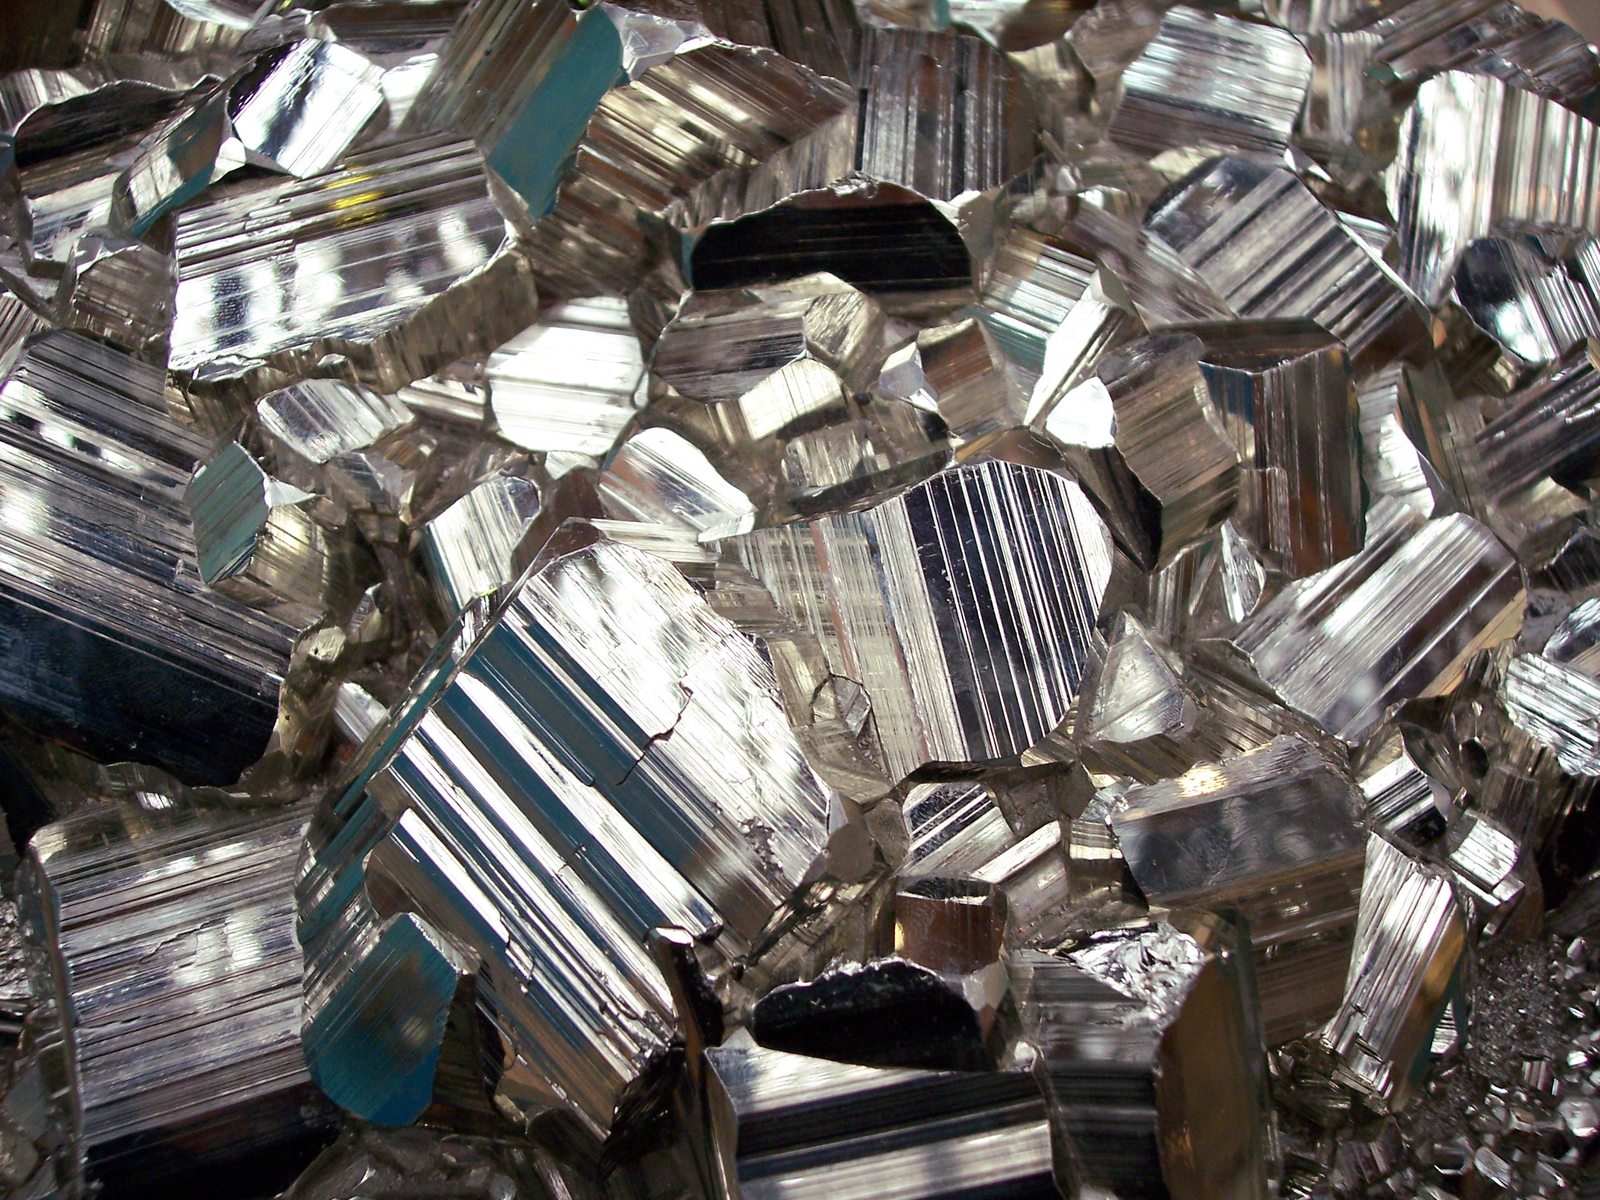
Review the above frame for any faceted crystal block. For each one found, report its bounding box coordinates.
[1039,331,1242,569]
[487,297,644,457]
[1319,835,1467,1110]
[1187,320,1365,577]
[1226,499,1525,744]
[1356,724,1455,845]
[731,459,1115,781]
[169,133,537,397]
[257,380,414,466]
[1355,359,1458,519]
[1107,6,1312,158]
[17,801,333,1195]
[1387,71,1600,305]
[853,27,1038,203]
[1109,736,1368,1042]
[228,39,386,178]
[1545,596,1600,676]
[899,780,1018,878]
[0,331,298,785]
[1017,911,1273,1200]
[1075,611,1202,781]
[1500,652,1600,777]
[298,537,840,1136]
[416,474,541,612]
[1146,156,1431,372]
[704,1036,1059,1200]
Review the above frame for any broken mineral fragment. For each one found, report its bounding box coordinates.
[1074,611,1202,781]
[730,459,1115,781]
[1226,498,1525,744]
[227,39,386,178]
[705,1035,1059,1200]
[1109,736,1369,1042]
[1037,330,1242,569]
[17,800,334,1196]
[299,536,846,1136]
[1016,911,1273,1200]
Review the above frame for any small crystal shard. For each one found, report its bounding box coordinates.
[731,459,1114,781]
[1319,835,1468,1109]
[1017,911,1273,1200]
[1357,723,1455,844]
[1109,736,1368,1042]
[899,780,1018,878]
[487,297,645,456]
[1075,611,1202,780]
[1226,499,1525,743]
[417,474,541,612]
[1453,229,1600,370]
[228,40,386,177]
[1107,6,1312,158]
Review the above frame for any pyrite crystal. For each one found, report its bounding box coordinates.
[8,1,1600,1198]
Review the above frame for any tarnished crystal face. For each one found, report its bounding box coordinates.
[9,1,1600,1197]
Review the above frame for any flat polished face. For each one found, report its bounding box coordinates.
[4,2,1600,1197]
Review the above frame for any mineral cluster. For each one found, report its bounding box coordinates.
[4,1,1600,1198]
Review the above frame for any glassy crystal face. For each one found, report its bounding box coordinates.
[10,1,1600,1196]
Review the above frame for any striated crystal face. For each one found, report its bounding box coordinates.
[298,537,841,1135]
[731,459,1115,781]
[10,1,1600,1196]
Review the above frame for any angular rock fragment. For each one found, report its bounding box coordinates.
[1188,319,1365,576]
[17,800,335,1195]
[523,31,857,297]
[600,427,756,538]
[487,297,644,457]
[749,949,1014,1073]
[1355,359,1459,519]
[1319,835,1467,1110]
[1545,596,1600,675]
[299,538,842,1136]
[899,780,1018,878]
[1107,6,1312,159]
[1146,156,1431,371]
[1226,499,1525,744]
[0,331,298,784]
[1017,911,1273,1200]
[876,318,1019,441]
[731,460,1114,781]
[1472,343,1600,556]
[188,442,368,620]
[1110,736,1368,1042]
[654,276,881,405]
[169,133,537,398]
[1446,810,1535,938]
[1038,331,1242,568]
[704,1036,1058,1200]
[258,379,414,466]
[1387,71,1600,305]
[53,231,174,357]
